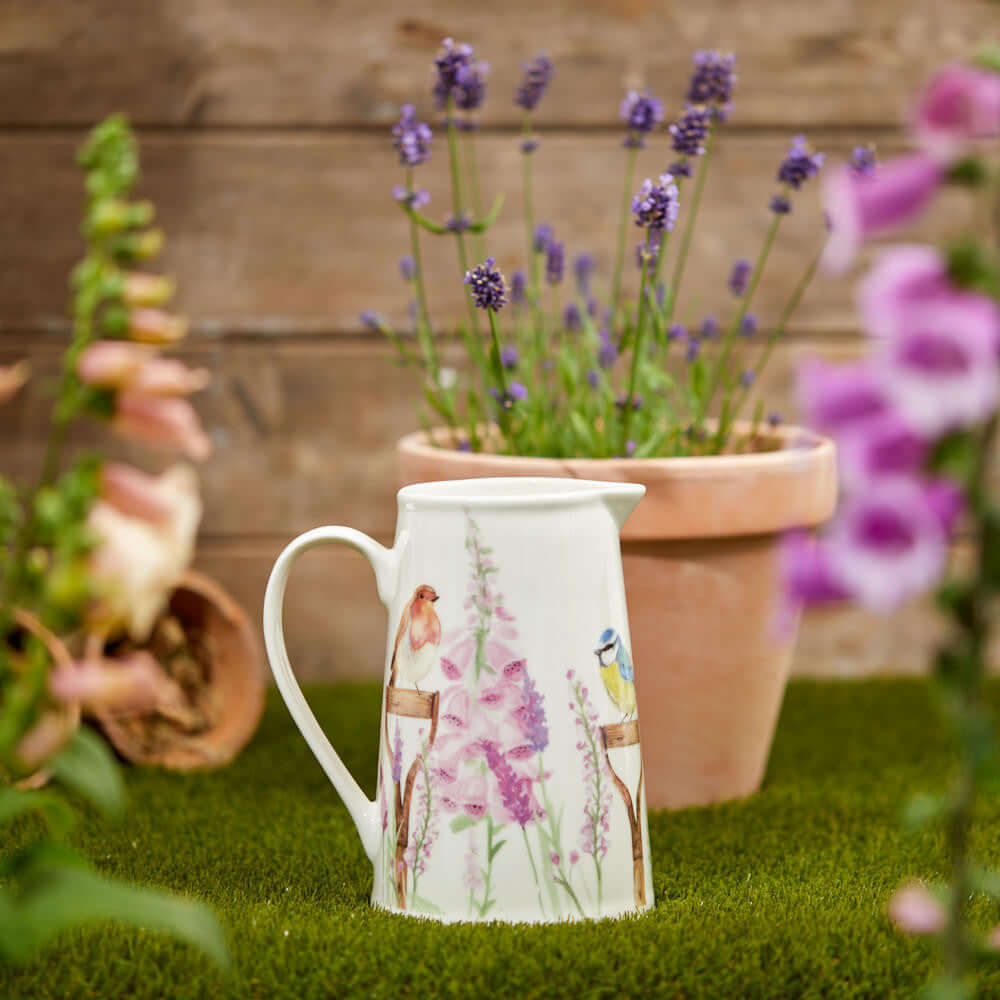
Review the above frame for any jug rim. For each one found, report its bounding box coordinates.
[398,476,645,510]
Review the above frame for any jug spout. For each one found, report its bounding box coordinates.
[600,482,646,532]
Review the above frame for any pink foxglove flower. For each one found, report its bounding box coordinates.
[88,464,201,641]
[857,245,951,338]
[834,412,927,488]
[128,308,189,344]
[78,340,154,387]
[822,154,944,273]
[128,358,211,396]
[779,531,850,608]
[49,649,174,715]
[913,64,1000,163]
[100,462,174,523]
[796,359,886,433]
[825,478,949,612]
[878,294,1000,437]
[112,392,211,459]
[888,882,946,936]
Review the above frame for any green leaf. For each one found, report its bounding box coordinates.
[0,787,75,838]
[969,866,1000,901]
[449,814,480,834]
[946,158,990,188]
[2,859,229,967]
[945,238,1000,297]
[975,42,1000,75]
[488,839,507,861]
[928,432,977,483]
[902,792,948,832]
[49,727,125,820]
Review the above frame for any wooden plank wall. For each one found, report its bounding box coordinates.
[1,0,995,679]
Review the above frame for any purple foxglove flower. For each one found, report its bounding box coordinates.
[563,302,582,331]
[769,193,791,214]
[925,478,965,535]
[913,64,1000,163]
[780,530,850,608]
[546,241,565,285]
[879,294,1000,436]
[433,38,474,108]
[464,258,507,311]
[686,50,737,119]
[857,245,951,339]
[796,359,887,432]
[399,255,416,281]
[632,174,679,232]
[515,53,555,111]
[620,89,664,146]
[728,258,751,296]
[669,104,711,157]
[835,412,928,488]
[825,478,949,612]
[392,185,431,209]
[821,154,945,273]
[777,135,825,189]
[740,313,758,337]
[500,345,519,369]
[391,104,433,166]
[849,145,877,176]
[573,252,595,294]
[533,223,553,253]
[453,60,489,111]
[510,269,527,306]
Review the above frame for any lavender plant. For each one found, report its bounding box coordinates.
[370,43,830,458]
[782,57,1000,1000]
[0,115,225,966]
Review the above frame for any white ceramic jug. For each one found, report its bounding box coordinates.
[263,477,653,922]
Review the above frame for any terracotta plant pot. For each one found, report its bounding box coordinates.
[398,424,837,809]
[95,570,265,771]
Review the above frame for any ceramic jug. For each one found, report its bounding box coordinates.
[262,477,653,922]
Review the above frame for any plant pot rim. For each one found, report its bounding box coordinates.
[397,422,838,540]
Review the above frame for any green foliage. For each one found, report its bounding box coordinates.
[945,238,1000,299]
[49,728,125,821]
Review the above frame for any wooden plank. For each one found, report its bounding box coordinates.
[602,719,641,749]
[0,131,979,338]
[0,0,989,128]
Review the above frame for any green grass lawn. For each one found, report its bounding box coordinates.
[3,679,1000,1000]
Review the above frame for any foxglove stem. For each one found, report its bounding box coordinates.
[610,144,639,323]
[463,131,488,262]
[722,240,824,443]
[445,101,481,336]
[665,127,715,328]
[703,209,782,418]
[621,229,652,450]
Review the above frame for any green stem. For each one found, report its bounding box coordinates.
[665,129,715,329]
[446,102,480,336]
[486,310,512,441]
[464,131,488,262]
[521,826,547,918]
[406,169,440,380]
[610,144,639,324]
[621,230,652,451]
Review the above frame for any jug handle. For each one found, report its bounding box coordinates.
[263,526,397,863]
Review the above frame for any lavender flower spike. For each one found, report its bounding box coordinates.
[573,252,595,294]
[464,258,507,311]
[453,60,490,112]
[632,174,680,232]
[515,53,555,111]
[533,223,554,253]
[728,258,751,297]
[669,105,711,158]
[546,241,565,285]
[392,104,433,166]
[849,145,877,176]
[777,135,825,189]
[433,37,474,108]
[686,50,737,119]
[620,89,664,147]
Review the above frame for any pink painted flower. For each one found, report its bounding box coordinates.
[857,245,951,339]
[878,294,1000,437]
[825,478,949,612]
[822,154,945,274]
[495,605,515,621]
[888,882,946,936]
[457,774,488,818]
[502,658,526,680]
[88,464,201,641]
[479,683,508,708]
[505,743,535,761]
[570,850,580,865]
[913,64,1000,163]
[112,392,211,460]
[440,656,462,680]
[797,359,887,433]
[440,687,470,729]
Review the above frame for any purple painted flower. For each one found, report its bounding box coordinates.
[849,145,877,176]
[511,269,527,306]
[686,50,737,119]
[740,313,758,337]
[620,89,664,146]
[465,258,507,311]
[574,252,595,294]
[879,294,1000,436]
[453,60,490,111]
[514,674,549,752]
[360,310,381,331]
[569,676,611,861]
[728,258,752,296]
[796,359,887,433]
[632,174,679,232]
[500,345,519,369]
[392,185,431,209]
[391,726,403,783]
[399,255,416,281]
[825,478,950,612]
[546,241,565,285]
[391,104,433,167]
[533,223,554,253]
[481,739,534,827]
[769,193,791,214]
[440,656,462,680]
[564,302,583,331]
[821,153,945,273]
[515,53,555,111]
[913,64,1000,163]
[433,37,475,108]
[669,104,711,157]
[777,135,825,189]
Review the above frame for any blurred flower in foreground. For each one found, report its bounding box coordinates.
[888,883,946,936]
